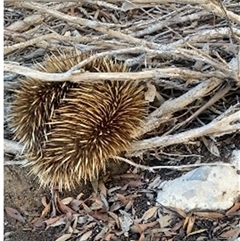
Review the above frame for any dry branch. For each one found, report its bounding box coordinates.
[4,32,111,55]
[130,107,240,154]
[4,160,28,165]
[4,62,217,83]
[11,0,240,26]
[199,0,240,26]
[114,156,233,172]
[19,2,162,50]
[6,14,44,32]
[132,10,210,37]
[4,1,239,163]
[166,84,232,134]
[4,139,24,155]
[4,33,57,55]
[143,78,225,135]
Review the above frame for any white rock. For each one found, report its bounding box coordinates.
[156,165,240,212]
[231,149,240,170]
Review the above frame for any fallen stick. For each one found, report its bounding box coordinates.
[130,107,240,154]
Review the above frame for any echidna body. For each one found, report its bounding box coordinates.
[10,52,147,191]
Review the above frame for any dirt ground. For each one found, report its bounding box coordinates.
[4,134,240,241]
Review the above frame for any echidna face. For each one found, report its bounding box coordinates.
[10,52,148,191]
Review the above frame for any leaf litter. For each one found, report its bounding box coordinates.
[5,159,240,241]
[7,172,239,241]
[5,207,25,223]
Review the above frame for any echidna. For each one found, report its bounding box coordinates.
[10,51,147,191]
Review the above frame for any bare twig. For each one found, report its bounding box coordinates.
[6,14,44,32]
[4,139,24,155]
[142,78,224,135]
[199,0,240,26]
[130,108,240,153]
[19,2,162,50]
[4,62,215,83]
[4,160,28,166]
[164,84,232,135]
[4,33,57,55]
[114,156,233,172]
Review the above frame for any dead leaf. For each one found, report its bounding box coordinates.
[148,176,162,189]
[142,207,158,221]
[41,202,51,218]
[57,197,75,214]
[116,193,127,203]
[186,229,207,237]
[55,233,72,241]
[110,201,123,212]
[128,180,145,187]
[104,233,115,241]
[5,207,25,223]
[151,228,173,236]
[72,214,79,230]
[61,197,74,205]
[41,196,48,207]
[121,2,137,11]
[226,203,240,216]
[79,230,92,241]
[183,216,190,230]
[70,199,82,212]
[82,202,92,213]
[31,217,45,229]
[139,221,158,232]
[201,137,220,157]
[98,180,107,197]
[170,206,187,218]
[77,193,84,200]
[138,233,145,241]
[119,173,141,179]
[90,199,104,210]
[125,200,133,211]
[44,216,64,228]
[64,31,71,37]
[119,210,133,232]
[100,192,109,210]
[220,228,240,239]
[171,220,183,232]
[77,215,88,225]
[163,229,176,236]
[66,211,73,222]
[132,221,143,234]
[145,83,156,102]
[91,212,109,222]
[120,183,129,191]
[108,211,120,228]
[186,216,195,235]
[157,214,172,228]
[94,226,108,240]
[193,211,224,219]
[108,186,121,194]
